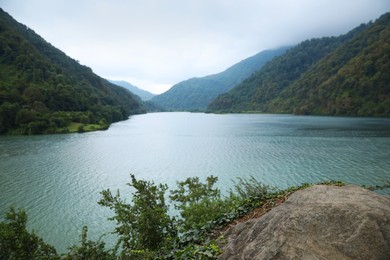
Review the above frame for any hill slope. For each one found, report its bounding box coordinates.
[109,80,155,101]
[208,13,390,117]
[151,47,289,111]
[0,8,144,134]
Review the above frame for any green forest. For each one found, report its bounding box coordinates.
[151,48,288,111]
[208,13,390,117]
[0,9,144,135]
[2,6,388,134]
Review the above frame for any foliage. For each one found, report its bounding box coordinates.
[208,13,390,117]
[170,242,222,259]
[66,226,115,260]
[0,207,59,260]
[232,176,277,201]
[1,176,372,259]
[317,180,345,186]
[151,48,288,111]
[362,181,390,191]
[0,8,144,135]
[97,175,243,259]
[98,174,175,258]
[170,176,224,231]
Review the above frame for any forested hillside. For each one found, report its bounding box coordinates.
[151,47,288,111]
[208,13,390,117]
[0,9,144,134]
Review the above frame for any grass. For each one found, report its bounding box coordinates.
[63,122,107,133]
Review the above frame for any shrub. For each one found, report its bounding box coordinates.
[0,207,59,259]
[170,176,225,231]
[66,226,114,259]
[232,176,277,201]
[98,174,176,258]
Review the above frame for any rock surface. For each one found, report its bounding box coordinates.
[219,185,390,259]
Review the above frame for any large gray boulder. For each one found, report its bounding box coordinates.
[219,185,390,259]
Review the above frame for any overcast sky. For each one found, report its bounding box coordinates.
[1,0,389,94]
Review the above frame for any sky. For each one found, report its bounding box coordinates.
[1,0,389,94]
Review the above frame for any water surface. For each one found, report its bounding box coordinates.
[0,112,389,252]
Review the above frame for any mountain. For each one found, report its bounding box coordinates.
[208,13,390,117]
[0,8,144,134]
[109,80,155,101]
[151,47,289,111]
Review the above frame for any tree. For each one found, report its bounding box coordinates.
[98,174,175,258]
[0,102,19,133]
[0,207,59,260]
[169,176,225,231]
[66,226,114,260]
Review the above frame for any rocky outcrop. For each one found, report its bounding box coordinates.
[219,185,390,259]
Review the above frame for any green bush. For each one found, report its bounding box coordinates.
[0,207,59,259]
[98,174,176,258]
[170,176,225,231]
[1,175,351,259]
[232,176,277,201]
[66,226,114,260]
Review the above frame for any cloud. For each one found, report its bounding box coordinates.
[1,0,389,93]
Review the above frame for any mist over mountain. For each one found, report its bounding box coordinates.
[109,80,155,101]
[151,47,289,111]
[1,4,388,137]
[208,13,390,117]
[0,8,144,134]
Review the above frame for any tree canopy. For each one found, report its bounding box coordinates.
[0,8,144,134]
[151,47,288,111]
[208,13,390,117]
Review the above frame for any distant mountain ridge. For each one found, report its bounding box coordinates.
[109,80,155,101]
[0,8,144,134]
[151,47,289,111]
[208,13,390,116]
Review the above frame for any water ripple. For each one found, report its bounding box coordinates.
[0,113,389,252]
